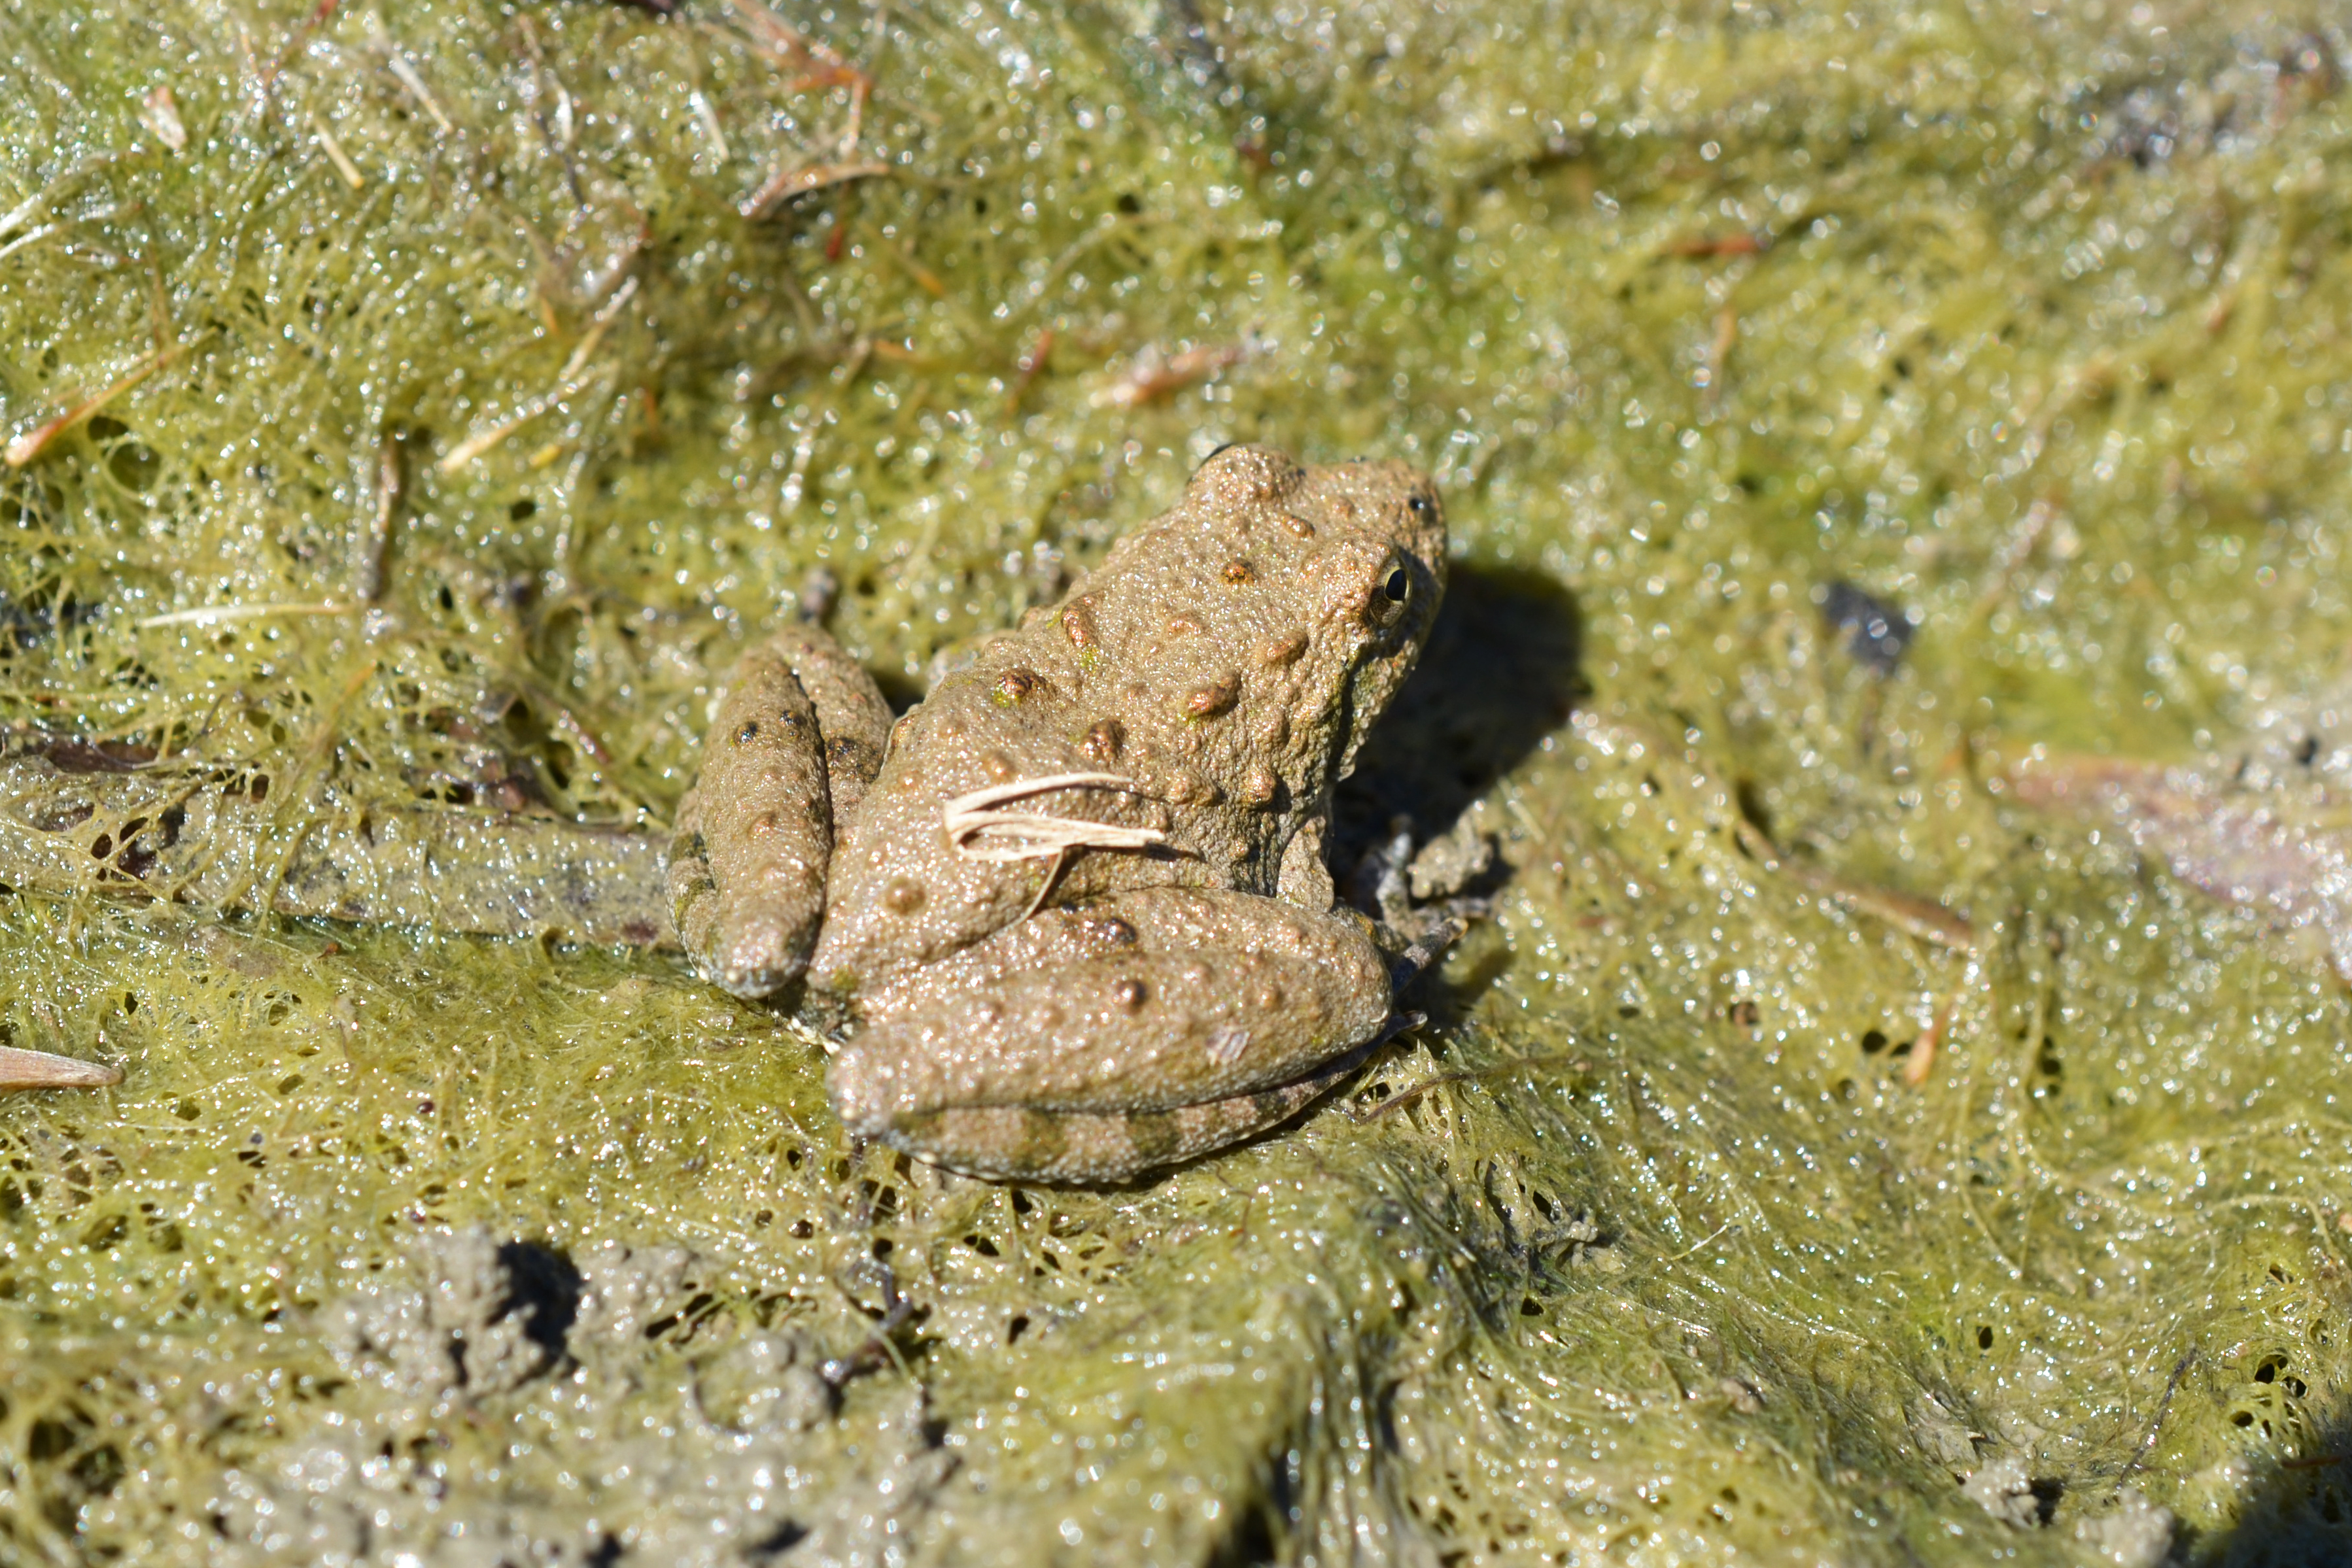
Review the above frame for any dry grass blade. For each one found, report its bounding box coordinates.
[311,114,366,188]
[0,1045,123,1091]
[5,335,202,468]
[383,48,454,135]
[941,771,1164,863]
[1733,820,1976,950]
[439,279,638,471]
[139,85,188,151]
[1090,339,1253,410]
[136,601,353,630]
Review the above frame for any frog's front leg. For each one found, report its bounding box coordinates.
[827,887,1396,1182]
[666,624,891,998]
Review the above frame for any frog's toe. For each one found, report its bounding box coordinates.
[699,912,818,998]
[665,824,823,998]
[833,1046,1370,1184]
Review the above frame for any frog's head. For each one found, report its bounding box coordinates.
[1185,445,1446,781]
[1308,456,1445,776]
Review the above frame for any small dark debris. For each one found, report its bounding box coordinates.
[0,589,101,655]
[18,733,158,774]
[749,1521,810,1557]
[493,1240,583,1360]
[1819,581,1914,675]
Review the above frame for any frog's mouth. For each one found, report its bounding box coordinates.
[830,1044,1375,1185]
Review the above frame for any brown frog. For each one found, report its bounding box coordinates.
[665,444,1450,1182]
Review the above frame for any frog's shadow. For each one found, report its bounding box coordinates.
[1333,560,1583,889]
[1326,562,1583,1042]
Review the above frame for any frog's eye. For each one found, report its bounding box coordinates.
[1407,495,1432,517]
[1367,562,1413,628]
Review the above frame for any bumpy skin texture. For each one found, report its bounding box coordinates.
[666,445,1446,1182]
[666,624,892,998]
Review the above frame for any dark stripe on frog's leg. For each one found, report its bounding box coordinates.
[663,794,721,958]
[852,1046,1372,1184]
[758,622,893,836]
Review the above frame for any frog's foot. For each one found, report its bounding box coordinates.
[1377,912,1467,991]
[666,624,891,1000]
[850,1045,1373,1184]
[1344,814,1419,926]
[1346,813,1493,987]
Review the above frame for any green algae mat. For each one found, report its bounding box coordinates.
[5,1,2352,1561]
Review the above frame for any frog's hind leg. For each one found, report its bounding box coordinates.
[867,1044,1373,1185]
[829,887,1398,1180]
[668,624,891,998]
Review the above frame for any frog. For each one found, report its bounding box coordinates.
[663,444,1453,1183]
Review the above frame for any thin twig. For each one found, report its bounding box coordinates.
[559,274,640,381]
[1661,1220,1742,1263]
[439,279,637,473]
[312,115,365,188]
[1018,844,1073,919]
[1735,819,1976,949]
[2121,1349,2198,1482]
[0,223,60,265]
[439,367,606,473]
[740,160,888,220]
[688,88,731,162]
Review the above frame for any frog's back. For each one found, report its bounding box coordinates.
[808,446,1443,999]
